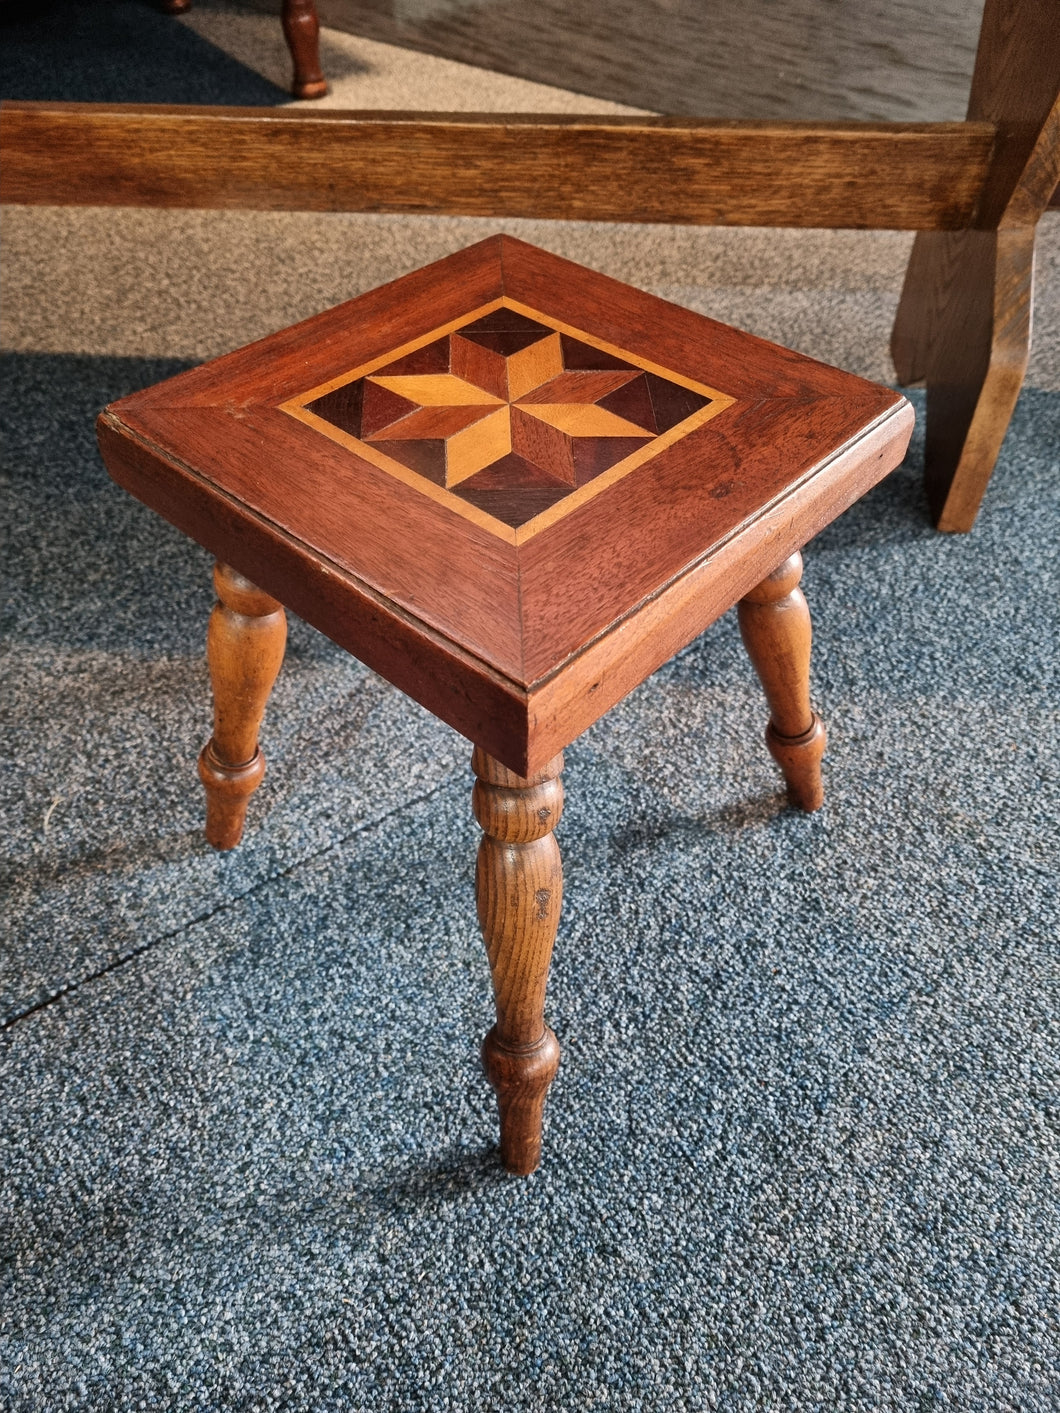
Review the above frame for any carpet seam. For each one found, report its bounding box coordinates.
[0,775,456,1033]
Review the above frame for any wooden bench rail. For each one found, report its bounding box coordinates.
[0,103,997,231]
[1,0,1056,534]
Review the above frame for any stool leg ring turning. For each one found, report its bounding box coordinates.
[738,552,827,812]
[198,562,287,851]
[473,748,564,1176]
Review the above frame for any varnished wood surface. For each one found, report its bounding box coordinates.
[737,553,826,812]
[198,562,287,849]
[97,411,536,771]
[965,0,1060,230]
[99,236,905,680]
[280,0,328,100]
[889,0,1058,530]
[473,748,564,1175]
[895,225,1034,531]
[98,235,914,777]
[293,303,724,535]
[525,404,911,776]
[0,102,995,231]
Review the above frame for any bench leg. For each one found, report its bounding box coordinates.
[198,562,287,851]
[737,552,826,812]
[890,226,1034,532]
[473,747,564,1175]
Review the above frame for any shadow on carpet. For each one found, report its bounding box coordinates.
[0,0,288,104]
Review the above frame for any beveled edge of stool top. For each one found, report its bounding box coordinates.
[98,235,914,775]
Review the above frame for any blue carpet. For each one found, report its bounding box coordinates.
[1,344,1058,1407]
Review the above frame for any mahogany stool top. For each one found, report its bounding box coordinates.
[98,235,913,775]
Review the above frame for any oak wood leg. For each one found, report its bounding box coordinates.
[890,229,939,389]
[282,0,327,99]
[198,562,287,851]
[473,747,564,1175]
[891,226,1034,532]
[737,552,826,812]
[890,0,1060,533]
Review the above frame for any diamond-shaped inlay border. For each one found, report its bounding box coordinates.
[282,298,736,544]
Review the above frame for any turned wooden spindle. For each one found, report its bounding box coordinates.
[282,0,328,99]
[198,562,287,851]
[472,747,564,1176]
[737,552,826,812]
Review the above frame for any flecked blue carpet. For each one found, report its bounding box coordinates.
[2,338,1059,1407]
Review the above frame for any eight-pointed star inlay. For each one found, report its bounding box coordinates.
[288,304,731,535]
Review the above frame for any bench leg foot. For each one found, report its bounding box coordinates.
[738,552,826,812]
[198,562,287,851]
[473,748,564,1175]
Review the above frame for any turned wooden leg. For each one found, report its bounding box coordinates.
[197,562,287,851]
[282,0,327,99]
[737,552,826,812]
[472,747,564,1175]
[890,226,1034,532]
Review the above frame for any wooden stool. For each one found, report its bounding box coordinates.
[97,237,913,1174]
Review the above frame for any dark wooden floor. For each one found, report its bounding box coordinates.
[299,0,984,120]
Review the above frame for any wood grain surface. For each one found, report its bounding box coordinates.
[889,0,1059,530]
[524,404,912,776]
[98,235,914,776]
[737,553,826,813]
[197,562,287,850]
[280,0,328,100]
[965,0,1060,230]
[294,305,719,533]
[0,102,995,230]
[473,748,564,1175]
[894,225,1034,531]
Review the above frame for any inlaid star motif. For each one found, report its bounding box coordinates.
[302,308,715,530]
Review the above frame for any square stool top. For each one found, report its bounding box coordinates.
[98,236,913,775]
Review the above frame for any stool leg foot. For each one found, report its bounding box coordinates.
[472,748,564,1175]
[198,562,287,851]
[282,0,328,98]
[738,552,826,812]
